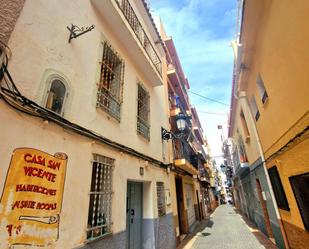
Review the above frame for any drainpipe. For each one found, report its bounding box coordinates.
[232,43,290,249]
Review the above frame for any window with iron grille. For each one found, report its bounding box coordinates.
[289,173,309,230]
[156,182,166,217]
[87,154,114,240]
[268,166,289,211]
[97,42,125,121]
[137,83,150,139]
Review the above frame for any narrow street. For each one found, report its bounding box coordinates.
[180,205,277,249]
[0,0,308,248]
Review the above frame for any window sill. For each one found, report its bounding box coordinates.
[278,207,290,212]
[262,95,269,107]
[137,131,150,142]
[85,232,113,244]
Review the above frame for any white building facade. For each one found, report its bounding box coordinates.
[0,1,176,248]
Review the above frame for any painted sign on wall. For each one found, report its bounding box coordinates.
[0,148,67,247]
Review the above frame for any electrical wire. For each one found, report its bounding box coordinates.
[0,48,168,169]
[189,90,230,106]
[197,110,227,116]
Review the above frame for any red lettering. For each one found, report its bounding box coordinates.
[15,184,57,195]
[24,166,33,176]
[24,153,32,162]
[36,202,56,210]
[23,166,56,182]
[6,224,22,236]
[12,201,20,210]
[24,153,46,166]
[6,224,13,236]
[16,184,22,192]
[48,160,61,170]
[37,155,46,166]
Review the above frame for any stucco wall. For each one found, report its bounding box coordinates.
[0,0,174,248]
[0,0,25,44]
[267,136,309,248]
[240,168,285,249]
[6,0,169,164]
[0,102,173,248]
[240,0,309,153]
[231,99,260,165]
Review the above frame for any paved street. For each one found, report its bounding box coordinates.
[181,205,277,249]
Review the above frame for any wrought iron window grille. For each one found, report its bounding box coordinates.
[97,42,125,121]
[156,182,166,217]
[137,83,150,139]
[87,154,114,241]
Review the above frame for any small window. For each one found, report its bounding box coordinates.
[87,154,114,240]
[268,166,289,211]
[156,182,166,217]
[240,109,250,142]
[137,83,150,139]
[97,42,125,121]
[289,173,309,230]
[256,74,269,104]
[45,79,66,115]
[250,96,260,121]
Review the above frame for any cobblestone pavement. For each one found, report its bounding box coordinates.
[180,205,277,249]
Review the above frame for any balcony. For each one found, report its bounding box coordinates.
[174,140,198,175]
[167,63,190,110]
[234,162,249,178]
[92,0,162,86]
[193,127,204,144]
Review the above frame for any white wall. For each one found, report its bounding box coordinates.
[0,0,172,248]
[7,0,170,163]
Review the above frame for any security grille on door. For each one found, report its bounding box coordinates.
[156,182,166,217]
[87,154,114,240]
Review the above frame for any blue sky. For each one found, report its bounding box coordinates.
[151,0,236,162]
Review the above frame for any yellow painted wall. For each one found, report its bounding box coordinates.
[239,0,309,245]
[240,0,309,154]
[231,98,260,165]
[267,139,309,229]
[267,137,309,230]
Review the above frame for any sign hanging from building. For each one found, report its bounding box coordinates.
[0,148,67,247]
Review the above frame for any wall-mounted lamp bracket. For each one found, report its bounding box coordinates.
[67,24,95,43]
[161,127,172,141]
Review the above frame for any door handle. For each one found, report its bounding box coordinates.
[130,209,134,224]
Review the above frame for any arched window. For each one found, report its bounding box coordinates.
[45,79,66,115]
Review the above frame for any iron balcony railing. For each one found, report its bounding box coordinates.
[116,0,162,77]
[174,140,198,169]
